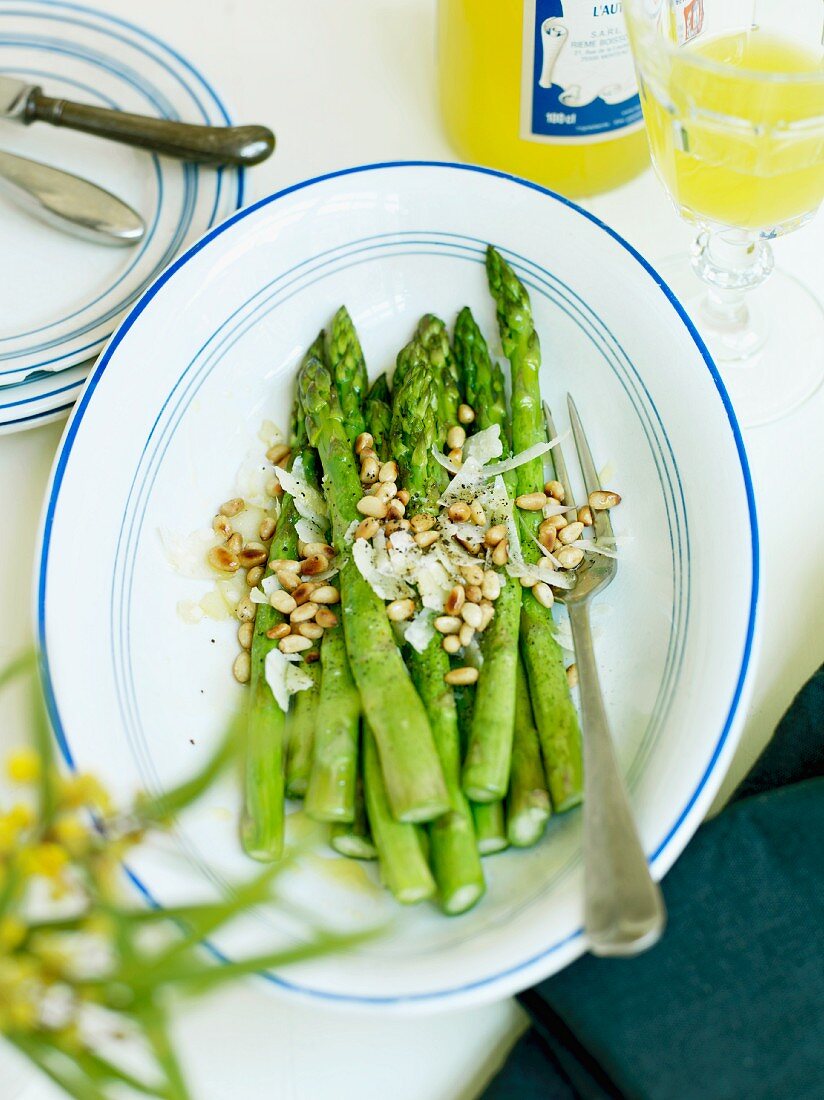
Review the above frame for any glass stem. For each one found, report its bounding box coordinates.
[691,228,774,361]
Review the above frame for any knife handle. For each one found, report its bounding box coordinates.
[24,89,275,168]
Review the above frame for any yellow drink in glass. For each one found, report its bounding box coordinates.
[642,30,824,230]
[438,0,649,198]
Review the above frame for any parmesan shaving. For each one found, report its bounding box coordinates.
[506,560,576,589]
[296,517,327,544]
[274,456,329,528]
[463,424,503,466]
[249,587,269,605]
[265,648,314,712]
[569,540,618,559]
[405,608,436,654]
[353,538,415,601]
[481,434,566,478]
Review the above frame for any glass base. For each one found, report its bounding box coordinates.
[659,258,824,428]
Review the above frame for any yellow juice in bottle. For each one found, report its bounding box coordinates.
[641,29,824,230]
[438,0,649,197]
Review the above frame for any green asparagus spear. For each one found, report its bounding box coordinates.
[416,313,460,434]
[454,307,520,802]
[486,245,583,812]
[330,764,377,860]
[507,657,551,847]
[326,306,368,444]
[453,678,509,856]
[298,347,449,823]
[363,373,392,458]
[305,620,360,822]
[391,352,485,914]
[363,724,436,904]
[284,666,320,798]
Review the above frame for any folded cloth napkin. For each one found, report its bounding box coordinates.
[483,666,824,1100]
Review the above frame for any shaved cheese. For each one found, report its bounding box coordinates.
[438,458,485,505]
[463,424,503,466]
[388,529,417,553]
[415,555,451,610]
[258,419,284,448]
[344,520,360,543]
[261,574,281,596]
[159,527,220,580]
[506,560,576,589]
[274,456,328,529]
[481,434,566,478]
[405,608,436,654]
[477,475,512,526]
[353,538,415,601]
[249,587,269,604]
[542,500,576,519]
[296,517,327,544]
[265,648,314,712]
[569,539,618,559]
[442,520,485,549]
[550,616,575,653]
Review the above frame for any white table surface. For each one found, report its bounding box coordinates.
[2,2,822,1097]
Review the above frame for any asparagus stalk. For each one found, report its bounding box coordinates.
[391,343,485,914]
[284,661,320,798]
[454,307,520,802]
[415,314,460,435]
[363,724,436,904]
[507,656,551,847]
[298,346,449,823]
[363,373,392,458]
[326,305,368,444]
[453,677,509,855]
[330,765,377,860]
[486,246,583,812]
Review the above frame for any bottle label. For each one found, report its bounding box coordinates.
[520,1,644,144]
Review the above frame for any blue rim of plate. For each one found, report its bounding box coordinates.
[35,161,760,1006]
[0,0,244,375]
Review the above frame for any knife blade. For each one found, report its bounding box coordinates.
[0,74,275,167]
[0,149,145,245]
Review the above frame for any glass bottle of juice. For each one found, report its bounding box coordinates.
[438,0,649,197]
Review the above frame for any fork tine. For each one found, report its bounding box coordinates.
[567,394,614,545]
[543,401,576,509]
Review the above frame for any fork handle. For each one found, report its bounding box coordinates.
[567,601,666,956]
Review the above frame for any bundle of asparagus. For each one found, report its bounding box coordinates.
[208,248,622,917]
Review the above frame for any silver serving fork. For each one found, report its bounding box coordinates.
[545,395,666,957]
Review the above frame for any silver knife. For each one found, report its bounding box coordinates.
[0,74,275,167]
[0,149,145,245]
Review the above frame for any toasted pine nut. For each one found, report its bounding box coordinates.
[458,403,475,425]
[465,584,483,604]
[270,558,300,573]
[538,519,558,551]
[484,524,507,547]
[238,621,254,649]
[360,448,379,463]
[548,514,568,531]
[279,569,302,592]
[481,572,501,601]
[468,502,485,526]
[259,517,276,541]
[301,554,329,577]
[459,564,484,587]
[445,585,466,615]
[520,575,538,588]
[236,595,256,622]
[279,635,312,654]
[414,530,440,549]
[558,521,584,545]
[556,546,585,569]
[445,666,479,686]
[516,492,547,511]
[208,546,239,573]
[456,535,482,556]
[297,621,324,640]
[291,601,319,623]
[266,622,291,640]
[292,581,319,605]
[448,448,463,468]
[360,456,380,485]
[357,496,388,519]
[387,598,416,622]
[387,498,406,520]
[410,513,435,533]
[220,497,245,518]
[266,477,283,498]
[589,489,621,510]
[478,601,495,631]
[461,602,483,630]
[372,481,397,504]
[446,425,466,450]
[383,520,401,536]
[379,460,399,483]
[442,634,462,654]
[271,590,297,615]
[435,615,462,634]
[213,514,233,539]
[448,501,471,523]
[304,542,335,560]
[315,607,338,629]
[566,663,579,689]
[355,432,374,456]
[233,652,251,683]
[246,565,264,588]
[298,540,309,559]
[313,585,340,605]
[544,480,565,502]
[577,505,594,527]
[533,582,555,609]
[355,517,380,541]
[491,538,509,566]
[238,544,268,568]
[396,489,410,506]
[267,444,291,466]
[458,622,474,648]
[227,532,243,554]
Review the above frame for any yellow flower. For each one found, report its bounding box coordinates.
[6,748,41,784]
[0,917,27,952]
[52,815,91,857]
[0,805,34,856]
[59,774,112,814]
[20,842,69,881]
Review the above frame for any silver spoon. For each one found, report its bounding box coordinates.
[0,149,144,245]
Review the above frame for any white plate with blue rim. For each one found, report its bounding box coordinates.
[0,0,243,389]
[0,359,89,433]
[35,162,760,1012]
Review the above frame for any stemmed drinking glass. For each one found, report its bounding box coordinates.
[624,0,824,426]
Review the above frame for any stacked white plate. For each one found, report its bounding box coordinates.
[0,0,243,433]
